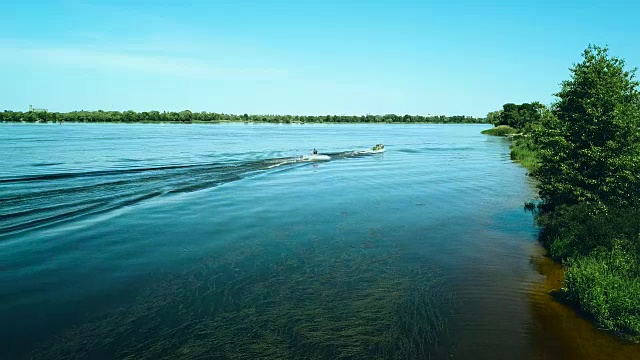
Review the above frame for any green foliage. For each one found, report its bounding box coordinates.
[481,125,518,136]
[486,110,503,126]
[537,203,640,340]
[501,103,520,127]
[512,45,640,340]
[533,45,640,211]
[562,247,640,338]
[538,204,640,260]
[491,102,545,131]
[509,137,539,171]
[0,110,488,124]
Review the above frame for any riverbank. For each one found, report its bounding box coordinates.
[509,137,538,172]
[483,129,640,342]
[480,125,518,136]
[1,120,491,125]
[486,44,640,343]
[529,248,640,359]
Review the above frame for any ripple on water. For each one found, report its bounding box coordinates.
[0,124,638,359]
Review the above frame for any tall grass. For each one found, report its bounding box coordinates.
[509,137,538,172]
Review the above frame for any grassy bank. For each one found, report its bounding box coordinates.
[481,125,538,172]
[480,125,518,136]
[509,137,538,172]
[540,205,640,340]
[563,249,640,339]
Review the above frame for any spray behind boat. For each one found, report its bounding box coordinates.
[299,144,385,162]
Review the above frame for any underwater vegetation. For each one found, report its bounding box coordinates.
[32,234,451,359]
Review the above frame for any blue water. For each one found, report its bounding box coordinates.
[0,123,544,359]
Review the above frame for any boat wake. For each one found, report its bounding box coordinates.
[0,147,384,236]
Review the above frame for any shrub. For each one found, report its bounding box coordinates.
[562,247,640,338]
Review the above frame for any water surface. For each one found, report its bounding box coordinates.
[1,123,638,359]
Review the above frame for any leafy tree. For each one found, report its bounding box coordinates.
[492,102,544,130]
[501,103,519,127]
[517,102,545,132]
[533,45,640,211]
[486,110,502,126]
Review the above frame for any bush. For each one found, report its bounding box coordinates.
[538,204,640,260]
[562,247,640,338]
[538,203,640,339]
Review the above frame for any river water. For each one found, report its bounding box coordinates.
[0,123,638,359]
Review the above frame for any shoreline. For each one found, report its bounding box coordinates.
[529,245,640,358]
[484,128,640,344]
[0,121,492,125]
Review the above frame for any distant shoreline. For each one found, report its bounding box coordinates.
[0,111,488,125]
[0,120,491,125]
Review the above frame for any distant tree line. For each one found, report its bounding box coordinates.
[0,110,487,124]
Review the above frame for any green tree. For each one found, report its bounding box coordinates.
[518,102,545,132]
[500,103,519,127]
[533,45,640,211]
[486,110,502,126]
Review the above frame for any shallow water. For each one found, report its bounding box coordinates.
[0,123,638,359]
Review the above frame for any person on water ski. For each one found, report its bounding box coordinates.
[313,148,318,155]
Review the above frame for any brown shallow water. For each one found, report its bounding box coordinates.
[529,246,640,360]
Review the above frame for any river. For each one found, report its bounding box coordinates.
[1,123,638,359]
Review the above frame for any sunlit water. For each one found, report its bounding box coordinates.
[1,123,638,359]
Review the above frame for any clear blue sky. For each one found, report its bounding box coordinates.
[1,0,638,117]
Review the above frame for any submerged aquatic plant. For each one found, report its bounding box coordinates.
[32,236,451,359]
